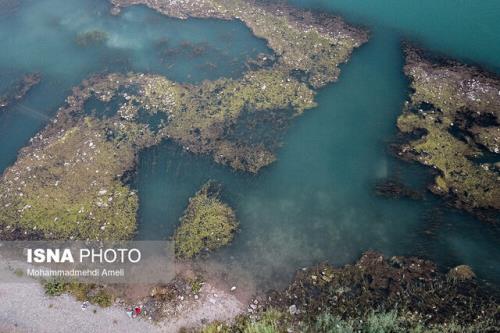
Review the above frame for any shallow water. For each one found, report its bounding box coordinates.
[0,0,499,289]
[0,0,268,170]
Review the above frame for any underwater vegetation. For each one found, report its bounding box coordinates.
[0,0,368,240]
[0,69,310,240]
[174,181,238,259]
[396,46,500,221]
[121,69,316,173]
[110,0,369,88]
[374,178,423,200]
[0,73,41,112]
[75,30,109,47]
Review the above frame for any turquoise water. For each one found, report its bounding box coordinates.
[0,0,499,289]
[291,0,500,73]
[0,0,268,170]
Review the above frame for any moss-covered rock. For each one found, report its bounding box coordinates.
[174,182,238,259]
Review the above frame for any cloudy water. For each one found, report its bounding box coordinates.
[1,0,499,289]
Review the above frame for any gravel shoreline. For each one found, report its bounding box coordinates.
[0,261,244,333]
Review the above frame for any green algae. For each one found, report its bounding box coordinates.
[0,117,139,240]
[396,47,500,216]
[0,69,314,239]
[174,181,238,259]
[0,75,152,240]
[103,69,316,172]
[167,68,316,172]
[105,0,369,172]
[0,0,367,240]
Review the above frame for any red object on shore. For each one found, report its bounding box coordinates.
[134,307,141,315]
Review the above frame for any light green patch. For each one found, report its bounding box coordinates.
[0,116,139,240]
[174,182,238,259]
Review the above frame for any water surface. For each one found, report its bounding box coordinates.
[1,0,499,289]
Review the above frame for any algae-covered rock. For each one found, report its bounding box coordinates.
[174,182,238,259]
[396,46,500,219]
[104,69,316,173]
[106,0,370,170]
[0,69,313,240]
[374,178,423,200]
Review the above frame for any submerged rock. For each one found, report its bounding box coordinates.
[75,30,109,47]
[0,73,41,112]
[174,181,238,259]
[374,178,423,200]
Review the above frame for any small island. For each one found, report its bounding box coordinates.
[174,181,238,259]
